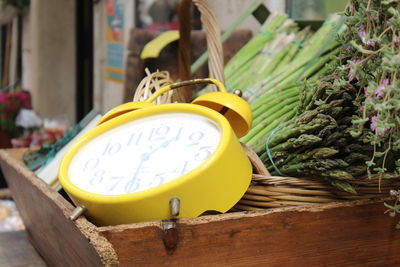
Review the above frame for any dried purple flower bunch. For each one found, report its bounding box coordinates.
[385,189,400,229]
[345,0,400,176]
[262,0,400,193]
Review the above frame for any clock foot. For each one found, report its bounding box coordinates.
[69,204,87,221]
[169,197,180,217]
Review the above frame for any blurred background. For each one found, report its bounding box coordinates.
[0,0,347,186]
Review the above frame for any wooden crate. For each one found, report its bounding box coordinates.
[1,148,400,266]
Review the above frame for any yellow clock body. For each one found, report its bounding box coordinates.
[59,79,253,226]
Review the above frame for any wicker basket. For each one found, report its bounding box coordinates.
[236,144,400,210]
[234,175,400,211]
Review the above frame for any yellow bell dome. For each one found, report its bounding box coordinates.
[192,91,252,138]
[98,102,154,125]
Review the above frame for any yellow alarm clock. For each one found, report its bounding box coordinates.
[59,78,253,226]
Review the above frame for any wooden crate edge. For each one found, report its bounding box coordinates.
[0,149,119,266]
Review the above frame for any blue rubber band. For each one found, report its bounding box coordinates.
[261,50,276,56]
[260,31,273,37]
[292,40,304,48]
[245,87,259,98]
[339,40,348,49]
[225,83,234,92]
[265,123,288,176]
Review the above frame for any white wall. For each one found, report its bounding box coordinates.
[22,13,31,92]
[93,1,106,114]
[93,0,135,115]
[211,0,285,32]
[30,0,76,123]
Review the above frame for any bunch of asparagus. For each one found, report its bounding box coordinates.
[260,75,369,192]
[232,13,344,156]
[248,0,400,193]
[224,12,342,103]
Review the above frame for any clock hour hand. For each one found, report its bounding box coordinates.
[130,140,171,180]
[139,138,172,162]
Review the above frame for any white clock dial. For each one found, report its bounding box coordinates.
[67,112,221,195]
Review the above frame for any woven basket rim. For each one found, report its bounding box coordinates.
[251,173,400,186]
[235,145,400,211]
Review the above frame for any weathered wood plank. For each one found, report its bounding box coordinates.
[100,199,400,267]
[0,149,118,267]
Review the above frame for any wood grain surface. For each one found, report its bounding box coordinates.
[0,149,118,267]
[100,199,400,267]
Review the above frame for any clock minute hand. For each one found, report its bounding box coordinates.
[127,153,149,193]
[147,138,175,157]
[127,138,174,192]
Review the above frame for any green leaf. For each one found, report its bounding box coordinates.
[352,118,369,125]
[374,152,385,157]
[330,179,356,194]
[373,167,386,173]
[395,205,400,213]
[350,130,362,138]
[384,202,394,209]
[366,160,376,167]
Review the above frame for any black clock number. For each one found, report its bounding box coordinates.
[126,132,143,146]
[173,160,189,176]
[172,127,183,142]
[102,142,122,156]
[108,176,124,192]
[90,169,105,185]
[149,173,165,188]
[148,125,170,141]
[83,158,100,172]
[188,131,204,146]
[194,146,213,161]
[125,178,141,193]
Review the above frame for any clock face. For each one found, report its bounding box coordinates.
[67,112,221,195]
